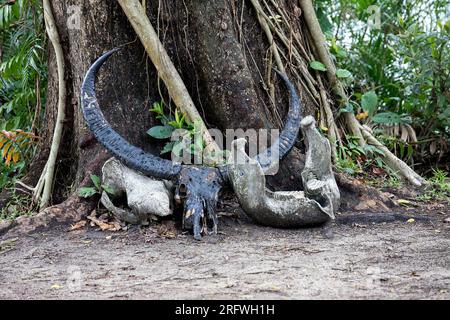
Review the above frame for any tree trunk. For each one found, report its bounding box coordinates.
[43,0,317,196]
[0,0,396,235]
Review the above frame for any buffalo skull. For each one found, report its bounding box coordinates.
[81,49,340,239]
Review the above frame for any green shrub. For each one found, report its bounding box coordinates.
[316,0,449,172]
[0,0,47,190]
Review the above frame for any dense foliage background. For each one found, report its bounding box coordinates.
[0,0,448,194]
[0,0,46,190]
[315,0,449,177]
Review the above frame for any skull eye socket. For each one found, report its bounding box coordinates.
[178,183,187,197]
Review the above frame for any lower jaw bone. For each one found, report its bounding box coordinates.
[227,116,340,227]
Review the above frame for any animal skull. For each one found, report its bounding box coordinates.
[100,158,173,225]
[227,116,340,227]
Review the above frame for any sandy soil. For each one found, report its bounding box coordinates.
[0,212,449,300]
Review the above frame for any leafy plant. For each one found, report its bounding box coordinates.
[336,156,360,175]
[79,175,114,198]
[337,133,386,176]
[417,169,450,203]
[315,0,449,173]
[384,175,403,189]
[147,101,232,165]
[429,169,450,193]
[0,0,47,190]
[0,129,38,166]
[360,91,378,117]
[0,194,34,221]
[148,101,204,156]
[310,60,327,71]
[336,68,352,78]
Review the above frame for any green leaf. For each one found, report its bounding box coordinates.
[355,146,366,156]
[361,91,378,116]
[372,112,403,124]
[149,101,164,115]
[407,144,414,158]
[444,18,450,32]
[335,47,347,58]
[101,185,115,195]
[364,145,384,156]
[343,167,355,175]
[316,8,333,34]
[339,103,354,113]
[147,125,174,139]
[90,174,101,189]
[375,157,384,168]
[159,114,174,126]
[79,187,98,198]
[160,141,176,154]
[310,60,327,71]
[336,69,352,78]
[399,143,405,159]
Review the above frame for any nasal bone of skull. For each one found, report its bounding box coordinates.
[192,208,203,240]
[301,115,315,129]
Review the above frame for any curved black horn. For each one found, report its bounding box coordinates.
[80,49,181,179]
[255,70,301,171]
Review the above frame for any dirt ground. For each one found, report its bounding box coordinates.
[0,211,449,300]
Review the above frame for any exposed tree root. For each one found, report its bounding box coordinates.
[334,172,396,212]
[0,195,96,238]
[0,150,111,239]
[31,0,66,209]
[298,0,365,148]
[360,126,427,187]
[249,0,340,160]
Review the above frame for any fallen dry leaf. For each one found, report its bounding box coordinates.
[86,215,121,232]
[87,215,112,231]
[397,199,412,206]
[157,220,177,239]
[98,213,109,222]
[68,220,87,231]
[0,237,19,253]
[372,167,384,175]
[407,218,415,223]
